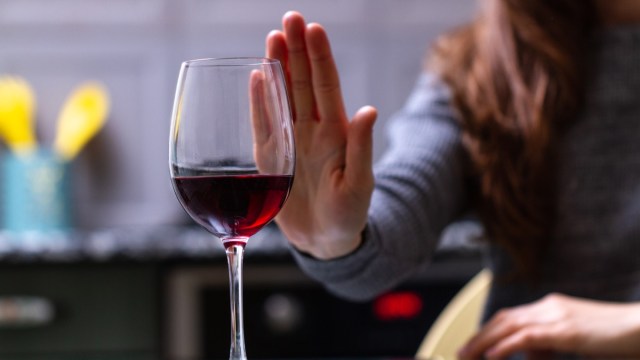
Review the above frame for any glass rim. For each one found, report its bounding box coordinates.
[182,57,280,67]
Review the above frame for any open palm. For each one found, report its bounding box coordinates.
[266,12,377,259]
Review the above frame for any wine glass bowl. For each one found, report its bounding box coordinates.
[169,57,295,360]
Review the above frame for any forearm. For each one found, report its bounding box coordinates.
[603,302,640,357]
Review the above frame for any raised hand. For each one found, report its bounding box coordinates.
[459,293,640,359]
[266,11,377,259]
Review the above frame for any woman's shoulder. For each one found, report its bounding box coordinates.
[400,71,457,121]
[415,71,452,96]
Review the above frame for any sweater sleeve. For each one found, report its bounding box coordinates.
[290,72,470,301]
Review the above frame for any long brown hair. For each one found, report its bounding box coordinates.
[429,0,597,280]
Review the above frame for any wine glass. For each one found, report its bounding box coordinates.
[169,57,295,360]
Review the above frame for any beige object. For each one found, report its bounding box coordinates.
[416,269,492,360]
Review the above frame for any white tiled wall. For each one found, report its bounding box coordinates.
[0,0,475,228]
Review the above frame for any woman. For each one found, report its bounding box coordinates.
[265,0,640,358]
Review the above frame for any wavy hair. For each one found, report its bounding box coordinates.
[429,0,597,280]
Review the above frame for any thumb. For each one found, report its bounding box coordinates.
[345,105,377,188]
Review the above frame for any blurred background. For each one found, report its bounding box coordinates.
[0,1,480,359]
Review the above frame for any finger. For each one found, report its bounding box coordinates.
[266,30,291,107]
[249,70,271,146]
[485,324,560,360]
[267,30,287,63]
[306,22,346,122]
[283,11,315,122]
[460,309,528,359]
[345,106,376,189]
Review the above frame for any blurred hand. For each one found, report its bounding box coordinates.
[250,69,290,174]
[459,293,640,359]
[265,11,377,259]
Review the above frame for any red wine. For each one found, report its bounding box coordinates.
[172,174,293,247]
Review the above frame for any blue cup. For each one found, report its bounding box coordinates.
[1,150,72,233]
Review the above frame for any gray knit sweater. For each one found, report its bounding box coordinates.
[291,26,640,321]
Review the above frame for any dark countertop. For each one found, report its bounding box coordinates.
[0,224,289,263]
[0,221,486,280]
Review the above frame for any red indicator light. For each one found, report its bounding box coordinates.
[374,291,423,321]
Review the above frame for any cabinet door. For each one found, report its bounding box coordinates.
[0,264,159,358]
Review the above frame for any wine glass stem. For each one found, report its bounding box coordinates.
[226,243,247,360]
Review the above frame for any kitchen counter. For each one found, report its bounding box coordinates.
[0,220,485,273]
[0,224,289,264]
[0,221,484,359]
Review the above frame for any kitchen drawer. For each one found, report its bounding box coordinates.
[0,263,159,358]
